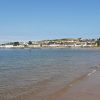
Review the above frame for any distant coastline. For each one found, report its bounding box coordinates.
[0,38,100,49]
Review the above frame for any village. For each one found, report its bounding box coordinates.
[0,38,100,48]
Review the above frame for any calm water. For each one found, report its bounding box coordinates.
[0,48,100,99]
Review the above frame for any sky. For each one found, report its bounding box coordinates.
[0,0,100,42]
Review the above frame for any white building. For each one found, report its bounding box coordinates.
[0,45,13,48]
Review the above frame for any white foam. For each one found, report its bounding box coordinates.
[87,70,96,76]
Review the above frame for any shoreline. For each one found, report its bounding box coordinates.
[0,48,100,100]
[3,65,99,100]
[0,46,100,49]
[56,70,100,100]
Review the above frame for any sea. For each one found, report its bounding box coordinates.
[0,48,100,100]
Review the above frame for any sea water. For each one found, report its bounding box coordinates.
[0,48,100,99]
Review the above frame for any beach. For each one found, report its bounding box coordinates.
[0,48,100,100]
[0,0,100,99]
[56,69,100,100]
[7,66,100,100]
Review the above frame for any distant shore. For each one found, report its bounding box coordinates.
[0,46,100,49]
[0,38,100,49]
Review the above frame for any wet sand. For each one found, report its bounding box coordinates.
[49,70,100,100]
[5,68,100,100]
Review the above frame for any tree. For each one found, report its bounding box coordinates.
[28,41,32,45]
[96,38,100,47]
[13,42,20,46]
[78,38,82,42]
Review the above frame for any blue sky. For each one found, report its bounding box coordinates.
[0,0,100,42]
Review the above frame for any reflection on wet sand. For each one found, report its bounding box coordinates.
[10,65,100,100]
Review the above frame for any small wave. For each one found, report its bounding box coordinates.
[87,64,100,76]
[87,69,96,76]
[90,64,100,70]
[47,65,100,100]
[1,64,100,100]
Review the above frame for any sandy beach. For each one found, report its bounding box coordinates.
[9,67,100,100]
[0,49,100,100]
[47,69,100,100]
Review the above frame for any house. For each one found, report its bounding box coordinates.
[0,44,13,48]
